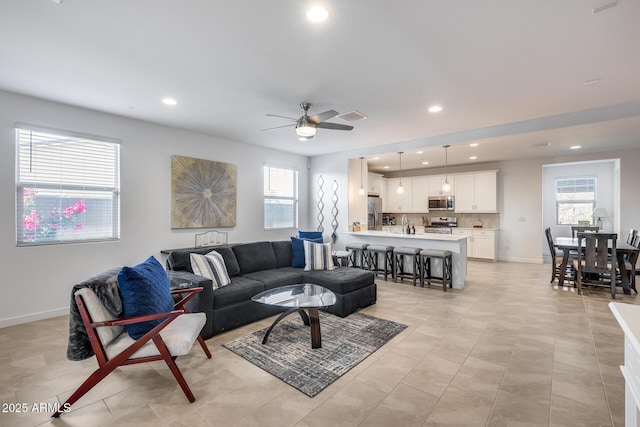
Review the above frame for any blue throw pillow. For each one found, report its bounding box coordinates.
[299,231,323,240]
[117,256,174,340]
[291,236,322,268]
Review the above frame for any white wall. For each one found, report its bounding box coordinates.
[497,158,545,263]
[308,153,351,250]
[0,90,310,326]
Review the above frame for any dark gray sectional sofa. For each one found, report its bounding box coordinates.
[166,240,377,339]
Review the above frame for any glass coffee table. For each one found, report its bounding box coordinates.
[252,283,336,349]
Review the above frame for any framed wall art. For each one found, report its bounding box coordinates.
[171,155,237,228]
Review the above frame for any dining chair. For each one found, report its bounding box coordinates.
[571,226,599,238]
[545,227,574,284]
[574,232,619,299]
[53,286,211,417]
[621,229,640,290]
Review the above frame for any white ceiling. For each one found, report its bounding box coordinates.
[1,1,639,171]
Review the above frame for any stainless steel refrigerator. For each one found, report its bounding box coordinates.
[368,197,383,230]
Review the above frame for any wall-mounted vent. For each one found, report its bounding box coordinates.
[337,111,367,122]
[592,0,617,14]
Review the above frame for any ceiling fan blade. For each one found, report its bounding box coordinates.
[261,124,295,132]
[309,110,339,124]
[316,122,354,131]
[265,114,297,121]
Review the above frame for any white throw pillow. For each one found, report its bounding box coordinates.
[303,240,336,271]
[190,251,231,289]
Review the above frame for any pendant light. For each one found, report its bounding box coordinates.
[441,145,451,193]
[396,152,404,194]
[358,157,366,196]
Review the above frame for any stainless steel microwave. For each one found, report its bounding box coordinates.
[428,196,454,211]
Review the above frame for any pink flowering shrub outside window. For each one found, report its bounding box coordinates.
[22,188,87,242]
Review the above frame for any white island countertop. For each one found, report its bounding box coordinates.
[343,230,470,288]
[345,230,471,241]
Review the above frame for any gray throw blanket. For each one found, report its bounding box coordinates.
[66,267,123,361]
[66,268,201,361]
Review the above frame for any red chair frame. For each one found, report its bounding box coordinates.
[53,287,211,418]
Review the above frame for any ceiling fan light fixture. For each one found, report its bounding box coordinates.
[295,117,317,137]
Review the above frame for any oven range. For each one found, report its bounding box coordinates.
[425,217,457,234]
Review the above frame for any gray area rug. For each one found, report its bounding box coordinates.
[223,312,407,397]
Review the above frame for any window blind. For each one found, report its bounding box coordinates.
[15,125,120,245]
[263,165,298,230]
[555,177,596,225]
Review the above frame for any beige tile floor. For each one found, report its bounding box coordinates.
[1,260,638,427]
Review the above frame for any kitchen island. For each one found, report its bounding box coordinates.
[343,230,471,289]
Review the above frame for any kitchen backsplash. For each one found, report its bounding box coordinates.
[382,212,500,229]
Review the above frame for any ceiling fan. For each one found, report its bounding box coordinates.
[262,102,354,140]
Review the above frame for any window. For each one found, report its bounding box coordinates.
[15,124,120,246]
[556,177,596,225]
[263,165,298,230]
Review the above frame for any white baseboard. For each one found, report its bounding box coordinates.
[498,257,544,264]
[0,307,68,328]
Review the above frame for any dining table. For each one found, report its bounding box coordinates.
[554,236,639,294]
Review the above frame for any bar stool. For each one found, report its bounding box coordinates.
[393,247,421,286]
[332,250,351,267]
[420,249,453,291]
[366,245,395,281]
[346,243,369,269]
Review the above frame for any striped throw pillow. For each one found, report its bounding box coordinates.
[303,240,336,271]
[190,251,231,290]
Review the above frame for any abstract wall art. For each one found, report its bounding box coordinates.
[171,155,237,228]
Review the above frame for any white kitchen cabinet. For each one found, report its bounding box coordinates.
[609,302,640,427]
[411,176,429,212]
[428,175,455,197]
[453,228,497,261]
[453,170,497,213]
[385,177,413,212]
[379,177,387,211]
[367,172,383,195]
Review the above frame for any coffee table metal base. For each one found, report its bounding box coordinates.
[262,307,322,349]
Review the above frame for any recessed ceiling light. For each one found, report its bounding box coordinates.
[383,166,390,169]
[469,143,479,147]
[570,145,582,150]
[428,105,443,113]
[306,6,328,22]
[162,98,177,105]
[422,161,429,165]
[469,156,477,160]
[416,151,423,154]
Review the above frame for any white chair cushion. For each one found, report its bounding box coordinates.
[75,287,124,347]
[105,312,206,360]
